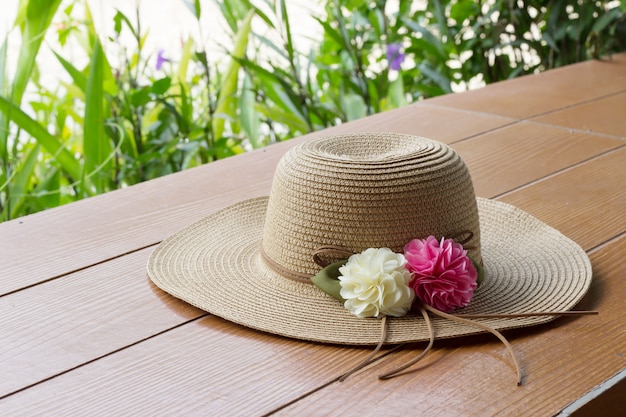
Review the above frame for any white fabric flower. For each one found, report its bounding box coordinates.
[338,248,415,318]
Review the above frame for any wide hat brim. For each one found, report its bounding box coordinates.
[147,196,592,345]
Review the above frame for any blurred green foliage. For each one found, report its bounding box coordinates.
[1,0,624,221]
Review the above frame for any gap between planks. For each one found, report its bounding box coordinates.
[421,87,626,127]
[0,315,209,402]
[0,242,160,299]
[492,144,626,200]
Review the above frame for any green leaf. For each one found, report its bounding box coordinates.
[53,50,87,92]
[311,261,346,303]
[31,165,60,211]
[312,16,344,46]
[9,143,40,218]
[342,93,367,121]
[470,257,484,287]
[177,80,192,133]
[212,9,254,141]
[113,10,123,35]
[112,10,138,40]
[450,0,479,24]
[0,37,7,97]
[83,39,111,193]
[0,37,8,159]
[0,95,81,181]
[240,72,260,148]
[542,31,559,52]
[151,77,172,96]
[131,86,151,107]
[2,0,62,165]
[168,38,193,112]
[280,0,296,68]
[11,0,62,105]
[215,0,251,33]
[13,0,28,29]
[387,76,406,109]
[250,4,275,29]
[368,8,385,38]
[238,59,305,120]
[401,18,447,61]
[418,62,452,94]
[182,0,201,19]
[255,102,309,132]
[30,167,63,210]
[254,34,288,60]
[591,8,621,33]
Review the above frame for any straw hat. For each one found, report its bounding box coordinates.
[147,133,592,345]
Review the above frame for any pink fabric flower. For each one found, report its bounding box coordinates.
[404,236,478,312]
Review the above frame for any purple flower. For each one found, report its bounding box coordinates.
[386,43,405,71]
[156,49,170,70]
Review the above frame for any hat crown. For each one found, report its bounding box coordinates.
[261,134,481,280]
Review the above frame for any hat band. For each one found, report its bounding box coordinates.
[259,246,313,283]
[312,230,477,268]
[260,229,478,283]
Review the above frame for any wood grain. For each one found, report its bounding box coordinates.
[0,314,395,416]
[305,102,516,144]
[4,233,619,416]
[427,54,626,119]
[0,247,202,397]
[1,154,623,414]
[0,143,283,296]
[451,121,623,198]
[532,91,626,138]
[499,147,626,250]
[0,245,390,410]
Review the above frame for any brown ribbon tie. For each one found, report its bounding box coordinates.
[339,306,598,385]
[260,240,597,385]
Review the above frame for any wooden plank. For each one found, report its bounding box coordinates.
[451,121,623,198]
[532,91,626,138]
[0,107,512,295]
[0,143,284,296]
[0,308,387,416]
[499,147,626,250]
[0,244,382,405]
[427,54,626,119]
[0,247,203,397]
[270,234,626,417]
[2,234,622,416]
[305,102,515,143]
[0,106,515,396]
[1,148,624,413]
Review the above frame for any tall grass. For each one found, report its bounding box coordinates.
[1,0,624,222]
[1,0,65,219]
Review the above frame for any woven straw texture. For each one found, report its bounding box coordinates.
[262,134,481,277]
[147,134,592,345]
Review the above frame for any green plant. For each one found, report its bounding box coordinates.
[0,0,257,219]
[1,0,624,222]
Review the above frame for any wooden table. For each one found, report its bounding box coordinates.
[1,55,625,417]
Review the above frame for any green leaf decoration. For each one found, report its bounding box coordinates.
[470,257,484,288]
[311,260,347,303]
